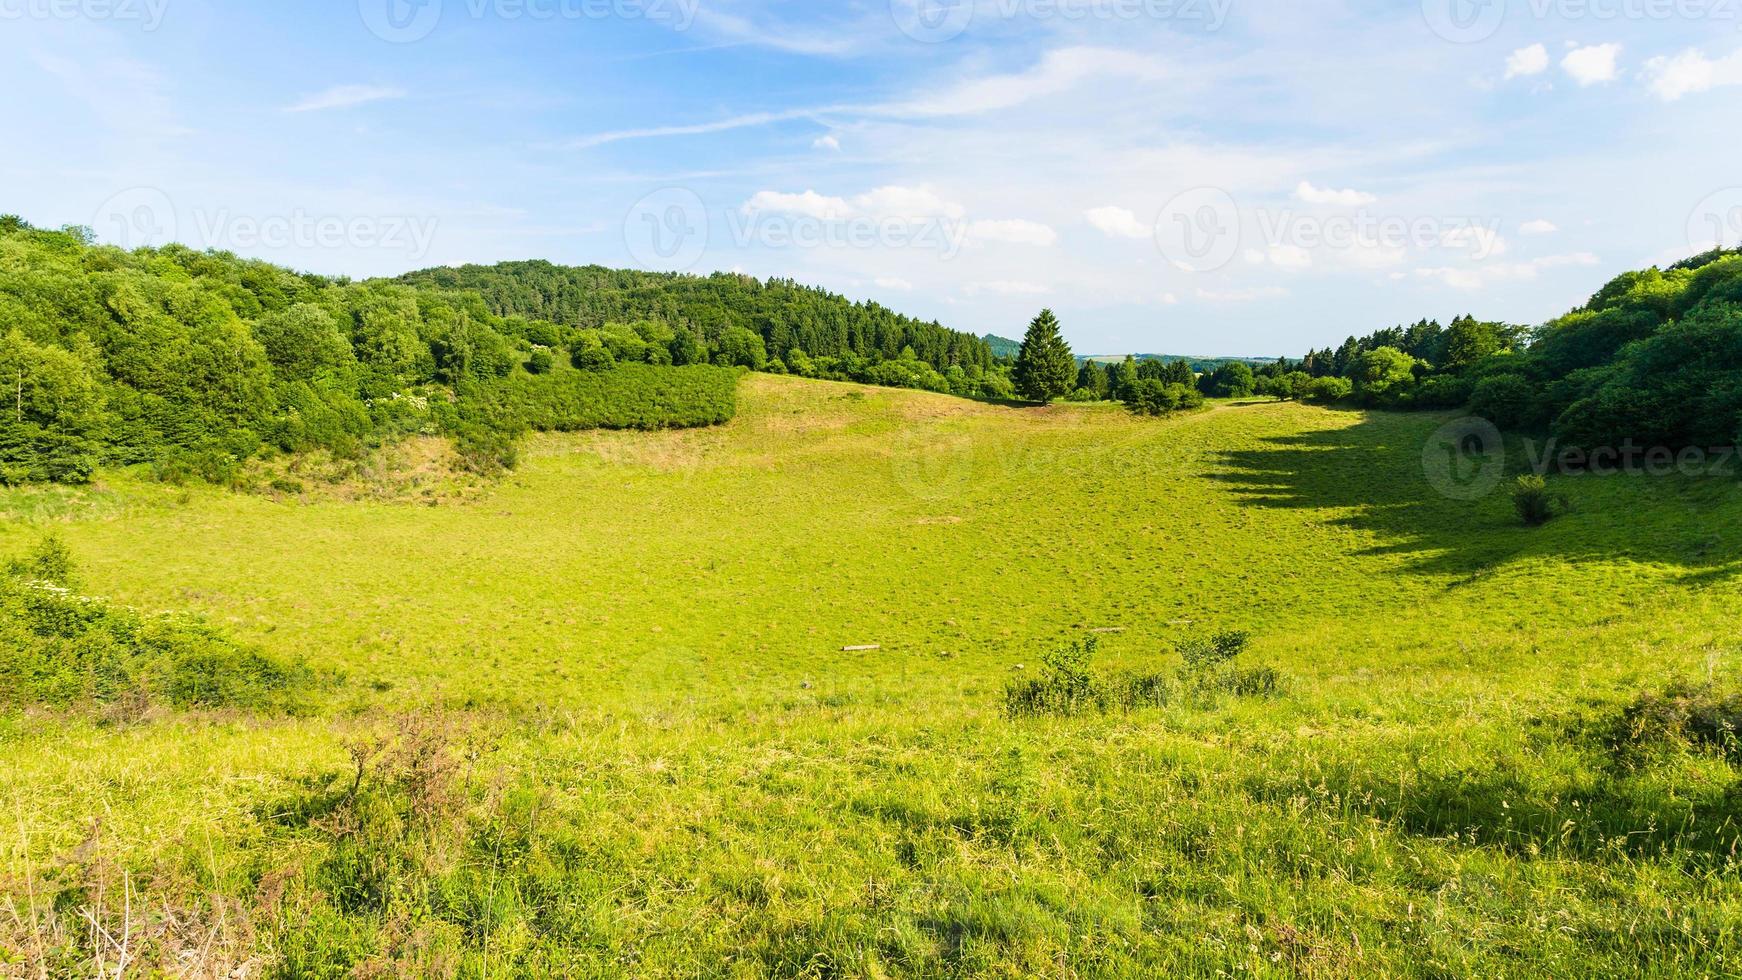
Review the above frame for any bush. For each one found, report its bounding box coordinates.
[1005,629,1279,718]
[1302,376,1352,404]
[1124,380,1203,417]
[1608,680,1742,762]
[0,536,327,714]
[525,349,554,375]
[1511,474,1557,526]
[477,364,739,433]
[1468,374,1542,430]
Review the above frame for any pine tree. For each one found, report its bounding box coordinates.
[1110,355,1139,402]
[1012,309,1076,403]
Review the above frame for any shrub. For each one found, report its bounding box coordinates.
[1006,629,1279,718]
[525,349,554,375]
[1511,474,1556,526]
[0,536,326,714]
[1302,376,1352,404]
[1468,374,1542,430]
[1608,680,1742,762]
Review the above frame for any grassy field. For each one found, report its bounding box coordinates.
[4,374,1742,977]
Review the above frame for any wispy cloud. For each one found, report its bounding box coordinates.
[284,85,407,113]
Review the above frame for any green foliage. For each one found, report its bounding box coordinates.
[1123,379,1203,417]
[1302,376,1352,403]
[1007,629,1278,718]
[1012,309,1076,402]
[1610,680,1742,762]
[1468,374,1542,430]
[1349,346,1417,404]
[0,536,323,713]
[1202,361,1256,399]
[1511,474,1557,526]
[714,326,768,370]
[474,364,739,433]
[525,349,554,375]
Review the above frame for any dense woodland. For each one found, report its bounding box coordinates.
[5,207,1740,487]
[0,218,737,485]
[398,261,1010,398]
[1255,247,1742,453]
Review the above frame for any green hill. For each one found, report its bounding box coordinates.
[5,375,1742,975]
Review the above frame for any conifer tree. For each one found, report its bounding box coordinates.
[1013,309,1076,403]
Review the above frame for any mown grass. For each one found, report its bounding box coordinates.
[3,375,1742,976]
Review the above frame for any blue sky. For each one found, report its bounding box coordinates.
[5,0,1741,355]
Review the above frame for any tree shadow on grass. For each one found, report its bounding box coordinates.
[1203,409,1742,581]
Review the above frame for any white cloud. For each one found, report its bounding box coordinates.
[813,134,841,151]
[1415,251,1600,290]
[1520,219,1558,235]
[1161,292,1179,305]
[852,185,964,220]
[1085,206,1150,239]
[886,47,1171,118]
[1440,225,1508,259]
[743,189,853,220]
[1268,244,1313,269]
[284,85,406,113]
[1296,181,1376,206]
[1561,44,1622,87]
[1505,44,1550,80]
[874,277,915,291]
[1195,285,1289,302]
[1644,46,1742,101]
[741,184,964,222]
[965,280,1051,296]
[968,218,1058,246]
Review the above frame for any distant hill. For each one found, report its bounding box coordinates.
[1083,354,1277,373]
[982,334,1022,359]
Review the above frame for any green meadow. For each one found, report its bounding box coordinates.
[5,374,1742,977]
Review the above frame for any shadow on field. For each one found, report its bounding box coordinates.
[1205,409,1742,579]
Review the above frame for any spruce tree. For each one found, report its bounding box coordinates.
[1012,309,1076,403]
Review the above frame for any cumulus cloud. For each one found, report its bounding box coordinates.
[742,185,964,222]
[1562,44,1622,86]
[1520,219,1558,235]
[1644,46,1742,101]
[1415,252,1600,290]
[813,134,841,151]
[1296,181,1376,206]
[1505,44,1550,80]
[968,219,1058,246]
[283,85,406,113]
[1085,206,1150,239]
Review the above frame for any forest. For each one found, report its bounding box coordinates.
[1258,247,1742,452]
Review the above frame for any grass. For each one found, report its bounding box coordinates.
[3,374,1742,975]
